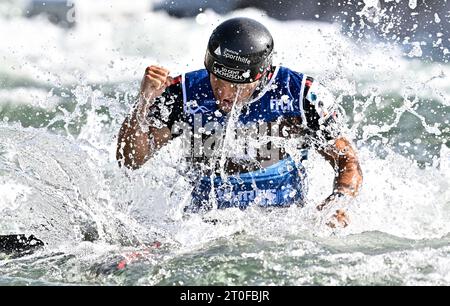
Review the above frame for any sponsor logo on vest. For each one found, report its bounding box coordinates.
[203,99,217,106]
[270,95,294,112]
[186,100,212,114]
[216,188,278,205]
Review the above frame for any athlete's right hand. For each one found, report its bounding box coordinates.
[140,65,172,102]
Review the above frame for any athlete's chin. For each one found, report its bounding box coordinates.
[219,100,247,112]
[218,102,234,113]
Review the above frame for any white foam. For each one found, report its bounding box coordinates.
[0,87,60,108]
[0,0,449,253]
[0,181,31,212]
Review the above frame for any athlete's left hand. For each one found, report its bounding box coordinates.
[326,209,349,228]
[317,193,349,228]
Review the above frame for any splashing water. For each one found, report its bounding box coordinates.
[0,1,449,285]
[218,86,246,178]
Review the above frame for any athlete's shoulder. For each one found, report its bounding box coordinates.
[278,67,335,116]
[304,79,336,119]
[165,72,182,92]
[184,68,209,79]
[169,68,208,87]
[276,66,301,78]
[277,66,307,77]
[275,66,307,90]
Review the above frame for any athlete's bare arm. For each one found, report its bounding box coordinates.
[317,137,363,227]
[116,66,172,169]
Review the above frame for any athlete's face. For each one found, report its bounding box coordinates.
[210,74,259,113]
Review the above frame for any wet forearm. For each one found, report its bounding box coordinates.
[117,65,173,169]
[320,137,363,196]
[116,98,151,169]
[334,153,363,196]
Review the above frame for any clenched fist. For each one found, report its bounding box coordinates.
[140,65,172,103]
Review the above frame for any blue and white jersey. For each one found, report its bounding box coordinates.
[149,66,340,147]
[147,66,341,210]
[182,66,307,125]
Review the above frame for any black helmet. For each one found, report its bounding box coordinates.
[204,17,274,84]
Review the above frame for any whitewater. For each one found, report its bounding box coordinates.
[0,0,449,285]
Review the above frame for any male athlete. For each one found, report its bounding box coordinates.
[116,17,363,228]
